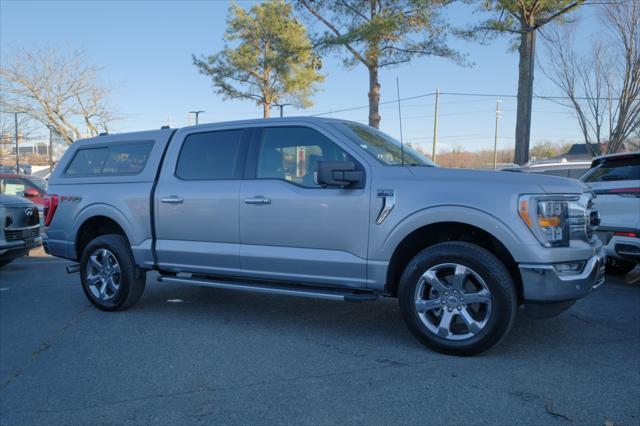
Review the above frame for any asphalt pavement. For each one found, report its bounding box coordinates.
[1,250,639,425]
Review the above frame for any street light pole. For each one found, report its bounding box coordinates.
[14,112,19,172]
[189,110,205,125]
[272,103,291,118]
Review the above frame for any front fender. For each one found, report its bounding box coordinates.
[376,205,525,261]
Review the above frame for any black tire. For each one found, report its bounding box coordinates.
[398,242,517,356]
[0,259,14,268]
[605,258,637,276]
[79,234,146,311]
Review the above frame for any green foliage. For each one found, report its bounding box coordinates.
[299,0,464,68]
[193,0,323,114]
[476,1,583,33]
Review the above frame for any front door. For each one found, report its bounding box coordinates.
[239,125,370,288]
[155,128,249,276]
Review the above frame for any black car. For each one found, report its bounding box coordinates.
[0,194,42,267]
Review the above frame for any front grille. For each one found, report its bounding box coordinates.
[4,226,39,242]
[585,198,595,240]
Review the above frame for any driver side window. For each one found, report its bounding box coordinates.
[256,126,352,188]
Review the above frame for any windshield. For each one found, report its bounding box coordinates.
[331,122,436,166]
[29,177,48,193]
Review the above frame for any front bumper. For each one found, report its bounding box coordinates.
[519,243,606,303]
[0,235,42,259]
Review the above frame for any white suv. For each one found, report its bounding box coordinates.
[581,152,640,275]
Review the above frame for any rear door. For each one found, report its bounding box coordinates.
[582,156,640,230]
[238,125,370,288]
[154,127,250,275]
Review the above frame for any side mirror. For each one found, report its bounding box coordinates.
[23,188,39,198]
[317,161,364,187]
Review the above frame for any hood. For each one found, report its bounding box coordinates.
[405,167,588,195]
[0,194,35,207]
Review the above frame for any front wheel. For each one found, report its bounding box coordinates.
[398,242,517,356]
[80,234,146,311]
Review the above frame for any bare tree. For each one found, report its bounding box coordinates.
[542,1,640,155]
[0,47,116,144]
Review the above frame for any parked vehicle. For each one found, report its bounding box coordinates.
[0,195,41,267]
[0,173,48,217]
[44,118,605,355]
[503,160,591,179]
[581,152,640,275]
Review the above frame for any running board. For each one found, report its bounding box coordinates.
[157,275,378,302]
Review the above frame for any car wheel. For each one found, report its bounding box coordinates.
[0,259,14,268]
[398,242,517,356]
[80,234,146,311]
[605,258,637,276]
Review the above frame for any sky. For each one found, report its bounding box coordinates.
[0,0,603,154]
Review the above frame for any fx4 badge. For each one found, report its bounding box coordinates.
[376,189,395,225]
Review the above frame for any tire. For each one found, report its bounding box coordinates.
[0,259,14,268]
[79,234,146,311]
[605,258,637,276]
[398,242,517,356]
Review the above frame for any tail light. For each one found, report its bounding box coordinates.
[43,194,59,226]
[615,231,638,238]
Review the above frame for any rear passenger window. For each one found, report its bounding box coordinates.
[176,130,243,180]
[65,142,153,176]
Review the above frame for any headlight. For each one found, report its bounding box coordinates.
[518,195,577,247]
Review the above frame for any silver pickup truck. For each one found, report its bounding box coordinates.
[44,117,605,355]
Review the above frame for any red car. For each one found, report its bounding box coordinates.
[0,173,48,208]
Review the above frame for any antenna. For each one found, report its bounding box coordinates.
[396,77,405,165]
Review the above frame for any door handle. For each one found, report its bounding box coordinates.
[161,196,183,204]
[244,196,271,205]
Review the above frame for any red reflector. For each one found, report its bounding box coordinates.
[614,231,638,238]
[610,187,640,193]
[44,194,59,226]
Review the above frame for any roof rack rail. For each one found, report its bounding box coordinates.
[161,125,170,129]
[99,132,108,136]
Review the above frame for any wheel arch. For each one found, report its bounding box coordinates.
[72,205,134,259]
[382,208,523,303]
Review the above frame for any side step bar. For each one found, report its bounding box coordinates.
[157,275,378,302]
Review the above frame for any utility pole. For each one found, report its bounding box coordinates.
[189,110,205,125]
[396,77,404,165]
[14,112,19,172]
[493,100,502,170]
[272,103,291,118]
[431,88,440,162]
[48,125,55,171]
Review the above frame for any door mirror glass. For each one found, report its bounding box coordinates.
[317,161,363,187]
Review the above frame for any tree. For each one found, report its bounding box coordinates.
[297,0,462,128]
[542,1,640,155]
[0,47,115,144]
[472,1,584,164]
[193,0,323,119]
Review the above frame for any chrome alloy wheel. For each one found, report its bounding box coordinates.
[86,248,121,301]
[414,263,492,340]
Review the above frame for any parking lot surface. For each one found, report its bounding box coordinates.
[1,251,639,425]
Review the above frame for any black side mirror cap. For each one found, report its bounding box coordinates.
[317,161,364,187]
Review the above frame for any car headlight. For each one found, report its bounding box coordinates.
[518,195,580,247]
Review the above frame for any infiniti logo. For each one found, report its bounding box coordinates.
[25,208,33,217]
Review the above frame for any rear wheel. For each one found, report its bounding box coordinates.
[398,242,517,356]
[605,258,637,276]
[80,234,146,311]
